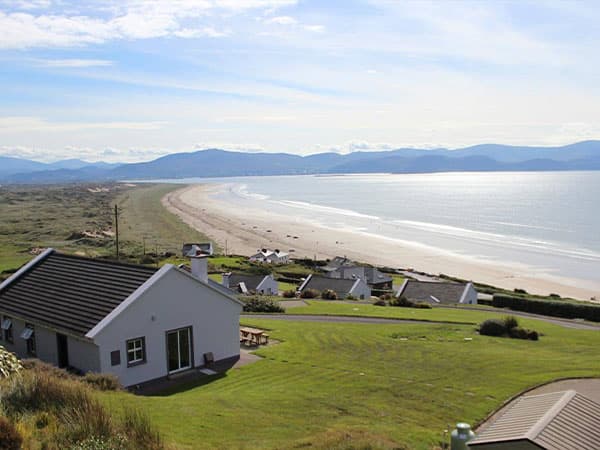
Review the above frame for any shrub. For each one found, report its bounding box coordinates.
[373,299,387,306]
[345,294,356,301]
[21,358,75,380]
[502,315,519,331]
[321,289,338,300]
[549,293,561,298]
[479,319,506,336]
[389,296,414,307]
[0,416,22,450]
[509,327,529,340]
[379,293,394,301]
[300,289,319,299]
[514,288,528,294]
[282,290,296,298]
[242,296,284,313]
[492,294,600,322]
[0,347,23,379]
[83,373,121,391]
[527,330,539,341]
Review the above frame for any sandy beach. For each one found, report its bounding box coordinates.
[163,184,600,301]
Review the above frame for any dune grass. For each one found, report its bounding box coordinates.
[100,316,600,449]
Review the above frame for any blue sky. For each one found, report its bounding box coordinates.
[1,0,599,162]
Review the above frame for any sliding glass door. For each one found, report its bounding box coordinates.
[167,327,192,373]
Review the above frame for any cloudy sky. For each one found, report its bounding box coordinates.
[1,0,599,162]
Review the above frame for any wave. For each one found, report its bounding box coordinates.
[274,200,380,220]
[229,184,270,201]
[392,219,600,262]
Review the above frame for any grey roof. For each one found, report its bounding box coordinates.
[182,242,212,256]
[226,274,267,291]
[322,256,352,271]
[397,280,468,304]
[0,250,157,337]
[301,275,357,296]
[468,390,600,449]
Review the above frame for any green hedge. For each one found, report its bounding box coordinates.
[492,294,600,322]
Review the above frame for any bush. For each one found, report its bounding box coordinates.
[83,373,121,391]
[300,289,319,299]
[373,299,387,306]
[321,289,338,300]
[282,290,296,298]
[379,293,394,301]
[508,327,529,340]
[242,296,284,313]
[493,294,600,322]
[345,294,356,301]
[514,288,528,294]
[502,315,519,331]
[527,330,539,341]
[0,347,23,379]
[479,319,506,336]
[0,416,22,450]
[389,296,414,307]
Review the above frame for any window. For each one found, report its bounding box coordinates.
[2,317,13,343]
[126,337,146,366]
[22,324,35,356]
[166,327,192,373]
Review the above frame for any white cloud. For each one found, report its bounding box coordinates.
[266,15,297,25]
[36,58,113,67]
[303,24,324,33]
[0,0,297,49]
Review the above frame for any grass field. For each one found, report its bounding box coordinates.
[100,314,600,449]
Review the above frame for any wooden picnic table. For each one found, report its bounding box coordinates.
[240,327,269,346]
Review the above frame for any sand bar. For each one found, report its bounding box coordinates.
[163,184,600,301]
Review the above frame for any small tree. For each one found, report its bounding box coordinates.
[321,289,338,300]
[300,289,319,299]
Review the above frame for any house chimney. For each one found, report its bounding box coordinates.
[190,254,208,283]
[222,272,231,288]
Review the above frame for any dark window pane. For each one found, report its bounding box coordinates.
[179,329,190,369]
[111,350,121,366]
[167,331,179,372]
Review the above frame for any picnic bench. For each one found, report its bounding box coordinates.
[240,327,269,346]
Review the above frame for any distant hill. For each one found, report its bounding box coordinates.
[2,141,600,183]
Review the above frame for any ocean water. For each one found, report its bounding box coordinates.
[159,172,600,285]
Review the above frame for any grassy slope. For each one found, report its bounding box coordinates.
[116,183,213,258]
[101,315,600,449]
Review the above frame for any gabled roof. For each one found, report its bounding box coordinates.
[225,273,269,291]
[468,390,600,449]
[300,274,359,296]
[0,249,158,337]
[396,280,471,304]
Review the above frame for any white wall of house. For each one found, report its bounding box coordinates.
[256,276,278,295]
[92,267,242,387]
[460,283,478,305]
[0,315,100,373]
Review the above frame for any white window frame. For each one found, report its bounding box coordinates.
[126,337,146,367]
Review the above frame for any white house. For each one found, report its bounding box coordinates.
[298,274,371,299]
[0,249,242,388]
[182,242,214,256]
[249,249,289,264]
[222,273,279,296]
[395,280,477,305]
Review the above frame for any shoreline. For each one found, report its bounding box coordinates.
[163,183,600,301]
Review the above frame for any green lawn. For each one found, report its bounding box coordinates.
[100,316,600,449]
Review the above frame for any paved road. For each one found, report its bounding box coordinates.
[242,312,600,331]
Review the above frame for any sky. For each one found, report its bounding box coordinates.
[1,0,600,163]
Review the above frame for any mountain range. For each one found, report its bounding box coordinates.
[2,141,600,184]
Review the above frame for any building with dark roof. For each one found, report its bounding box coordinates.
[468,390,600,449]
[0,249,242,388]
[222,273,278,295]
[325,265,393,291]
[298,274,371,299]
[395,280,477,305]
[182,242,214,256]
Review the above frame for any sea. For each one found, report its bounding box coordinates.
[155,171,600,288]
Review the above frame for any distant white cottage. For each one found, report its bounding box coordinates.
[0,249,242,388]
[222,273,279,296]
[249,249,289,264]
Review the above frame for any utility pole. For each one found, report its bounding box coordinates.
[114,204,120,260]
